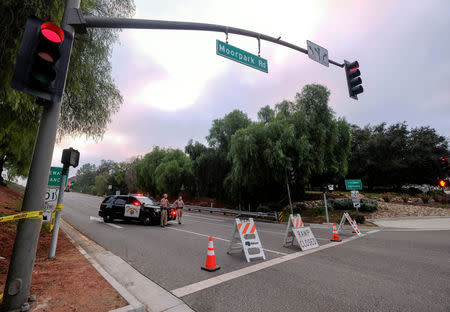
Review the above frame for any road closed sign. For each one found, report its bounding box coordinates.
[293,227,319,251]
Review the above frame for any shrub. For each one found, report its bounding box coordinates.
[256,205,272,213]
[420,193,431,204]
[293,202,307,213]
[313,205,325,216]
[382,193,391,202]
[401,194,409,204]
[328,198,352,210]
[407,187,422,196]
[267,202,284,212]
[360,198,378,212]
[349,212,365,224]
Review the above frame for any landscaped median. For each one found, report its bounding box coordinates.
[0,184,128,311]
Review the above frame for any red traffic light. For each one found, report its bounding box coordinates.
[439,180,447,187]
[40,22,65,43]
[348,61,359,72]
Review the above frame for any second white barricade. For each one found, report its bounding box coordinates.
[227,218,266,262]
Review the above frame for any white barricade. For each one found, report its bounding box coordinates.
[283,214,319,250]
[227,218,266,262]
[337,212,361,236]
[283,214,304,246]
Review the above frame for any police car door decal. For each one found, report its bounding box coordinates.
[124,204,140,218]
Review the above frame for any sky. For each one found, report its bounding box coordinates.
[52,0,450,176]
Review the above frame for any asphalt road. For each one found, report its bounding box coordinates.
[62,192,450,312]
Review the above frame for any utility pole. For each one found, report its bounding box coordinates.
[1,1,78,311]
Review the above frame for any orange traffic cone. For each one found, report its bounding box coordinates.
[201,236,220,272]
[330,223,341,242]
[352,219,360,233]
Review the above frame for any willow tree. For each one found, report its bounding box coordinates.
[0,0,135,183]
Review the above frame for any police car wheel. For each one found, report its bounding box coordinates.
[143,217,151,225]
[103,214,113,223]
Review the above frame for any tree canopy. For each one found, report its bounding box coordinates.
[0,0,135,182]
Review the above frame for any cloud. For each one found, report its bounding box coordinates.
[53,0,450,175]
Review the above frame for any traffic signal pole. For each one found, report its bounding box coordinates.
[69,14,345,68]
[1,1,78,311]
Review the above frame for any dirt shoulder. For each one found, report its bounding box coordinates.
[0,185,127,311]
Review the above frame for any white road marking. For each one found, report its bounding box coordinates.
[167,227,288,256]
[89,216,123,229]
[183,214,227,222]
[178,217,342,241]
[171,230,380,297]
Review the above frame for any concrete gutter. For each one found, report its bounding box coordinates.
[61,219,195,312]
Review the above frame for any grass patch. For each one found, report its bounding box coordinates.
[5,180,25,194]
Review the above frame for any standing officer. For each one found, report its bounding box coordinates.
[174,195,184,224]
[160,193,169,227]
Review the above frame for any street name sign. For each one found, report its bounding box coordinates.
[216,40,268,73]
[48,166,68,187]
[345,179,362,190]
[307,40,329,67]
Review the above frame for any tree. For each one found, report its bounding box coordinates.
[154,150,194,196]
[0,0,135,180]
[134,147,167,195]
[257,105,275,124]
[72,163,96,194]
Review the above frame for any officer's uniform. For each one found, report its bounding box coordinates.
[160,198,169,227]
[174,199,184,224]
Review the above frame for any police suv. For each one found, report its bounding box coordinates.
[98,194,176,225]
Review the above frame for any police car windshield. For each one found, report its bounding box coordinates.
[136,197,156,205]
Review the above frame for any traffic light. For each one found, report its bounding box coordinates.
[344,60,364,100]
[438,179,446,188]
[287,167,296,183]
[438,156,449,175]
[11,16,73,103]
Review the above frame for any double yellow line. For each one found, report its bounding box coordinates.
[0,210,43,223]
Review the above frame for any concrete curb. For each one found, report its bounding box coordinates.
[61,219,195,312]
[61,221,145,312]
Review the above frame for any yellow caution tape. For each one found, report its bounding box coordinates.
[0,211,43,223]
[55,203,63,212]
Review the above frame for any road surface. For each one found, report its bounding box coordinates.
[61,192,450,311]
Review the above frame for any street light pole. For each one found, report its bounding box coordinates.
[1,1,78,311]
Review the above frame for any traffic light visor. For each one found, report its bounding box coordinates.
[40,22,64,43]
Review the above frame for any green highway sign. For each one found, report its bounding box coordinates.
[216,40,268,73]
[48,166,68,187]
[345,179,362,190]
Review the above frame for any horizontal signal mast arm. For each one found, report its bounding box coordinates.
[78,14,344,68]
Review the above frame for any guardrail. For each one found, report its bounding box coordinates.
[185,205,277,220]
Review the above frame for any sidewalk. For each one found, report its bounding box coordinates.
[61,220,195,312]
[370,216,450,230]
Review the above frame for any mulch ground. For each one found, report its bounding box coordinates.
[0,185,127,311]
